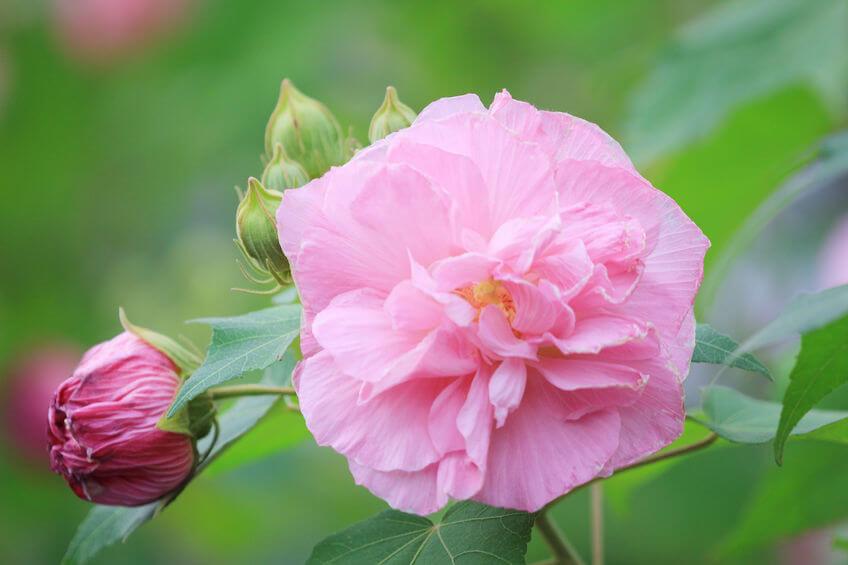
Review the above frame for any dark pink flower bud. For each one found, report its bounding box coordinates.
[48,332,195,506]
[3,343,79,467]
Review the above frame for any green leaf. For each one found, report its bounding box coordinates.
[775,314,848,464]
[307,501,534,564]
[167,304,301,416]
[718,442,848,556]
[692,324,771,379]
[692,385,848,444]
[739,283,848,353]
[625,0,848,163]
[62,354,297,564]
[62,504,160,565]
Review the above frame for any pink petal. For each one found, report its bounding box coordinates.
[531,241,594,300]
[602,359,685,471]
[358,328,479,401]
[551,316,648,355]
[457,366,494,467]
[540,111,637,173]
[312,289,421,383]
[477,306,537,360]
[534,360,648,419]
[349,461,445,515]
[488,90,543,138]
[295,351,444,472]
[489,358,527,427]
[428,377,469,455]
[386,138,491,238]
[415,93,485,123]
[437,452,485,500]
[474,375,621,512]
[349,162,455,268]
[384,280,443,332]
[431,252,500,292]
[501,279,558,335]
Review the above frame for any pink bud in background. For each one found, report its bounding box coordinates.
[818,213,848,290]
[48,332,195,506]
[3,343,79,466]
[52,0,193,65]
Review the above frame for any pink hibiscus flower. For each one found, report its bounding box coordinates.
[278,90,709,514]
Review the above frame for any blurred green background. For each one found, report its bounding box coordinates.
[1,0,846,563]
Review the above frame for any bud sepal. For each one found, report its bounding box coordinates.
[235,177,291,291]
[368,86,416,143]
[261,142,309,191]
[264,79,346,179]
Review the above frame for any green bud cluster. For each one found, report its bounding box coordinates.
[235,80,417,293]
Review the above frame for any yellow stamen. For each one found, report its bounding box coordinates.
[455,278,516,323]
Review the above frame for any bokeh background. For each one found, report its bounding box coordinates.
[1,0,847,563]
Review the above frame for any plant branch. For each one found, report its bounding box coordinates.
[534,510,586,565]
[543,431,719,512]
[590,483,603,565]
[208,384,296,400]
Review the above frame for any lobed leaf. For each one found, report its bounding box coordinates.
[307,501,535,564]
[693,385,848,445]
[774,314,848,464]
[692,324,771,379]
[168,304,301,416]
[62,354,297,565]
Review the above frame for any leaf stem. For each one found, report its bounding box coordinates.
[534,510,586,565]
[590,483,603,565]
[207,384,296,400]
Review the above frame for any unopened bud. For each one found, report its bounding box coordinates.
[262,143,309,191]
[368,86,416,143]
[235,177,289,286]
[48,330,200,506]
[264,79,346,179]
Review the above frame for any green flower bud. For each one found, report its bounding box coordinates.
[368,86,417,143]
[235,177,290,286]
[262,143,310,191]
[264,79,346,179]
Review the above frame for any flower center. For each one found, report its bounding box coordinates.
[456,278,516,323]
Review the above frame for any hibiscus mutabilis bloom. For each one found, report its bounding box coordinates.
[278,90,709,514]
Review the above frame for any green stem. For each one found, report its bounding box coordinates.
[590,483,603,565]
[207,384,296,400]
[534,511,586,565]
[542,431,719,513]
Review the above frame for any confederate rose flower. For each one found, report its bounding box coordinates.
[49,332,195,506]
[278,90,709,514]
[3,343,79,466]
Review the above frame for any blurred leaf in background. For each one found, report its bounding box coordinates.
[625,0,848,164]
